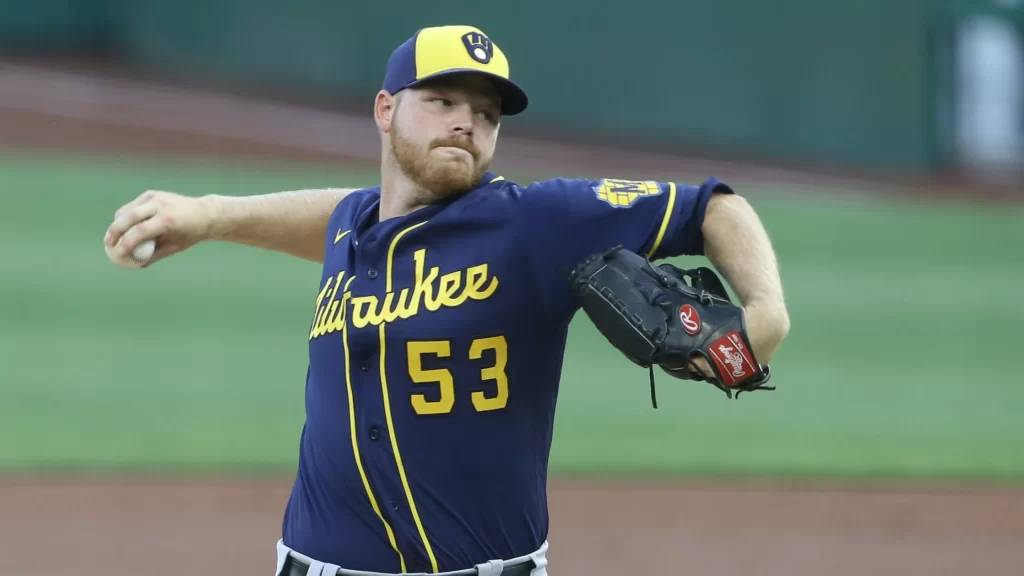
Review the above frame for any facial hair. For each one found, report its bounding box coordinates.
[389,117,491,201]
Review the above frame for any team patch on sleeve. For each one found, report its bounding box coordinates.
[592,179,663,208]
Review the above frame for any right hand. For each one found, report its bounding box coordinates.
[103,190,215,268]
[661,356,715,381]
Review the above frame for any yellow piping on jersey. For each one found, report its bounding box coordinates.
[386,222,427,292]
[647,182,677,259]
[382,221,439,573]
[340,275,407,572]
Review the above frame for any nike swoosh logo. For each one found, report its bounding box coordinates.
[335,229,350,244]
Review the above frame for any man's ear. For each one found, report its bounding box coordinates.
[375,90,397,133]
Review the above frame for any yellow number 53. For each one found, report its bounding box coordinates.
[406,336,508,415]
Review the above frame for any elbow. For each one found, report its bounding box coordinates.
[747,296,790,364]
[760,302,791,363]
[773,308,792,348]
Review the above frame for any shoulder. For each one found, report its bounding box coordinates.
[453,177,594,229]
[336,186,380,208]
[330,186,380,223]
[470,175,594,207]
[478,176,693,217]
[472,175,733,213]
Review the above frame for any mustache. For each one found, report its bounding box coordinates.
[431,137,480,158]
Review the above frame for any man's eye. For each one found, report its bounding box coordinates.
[432,98,452,107]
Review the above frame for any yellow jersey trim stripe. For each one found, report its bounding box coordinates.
[340,275,406,572]
[382,220,439,573]
[335,229,351,244]
[646,182,677,259]
[378,324,438,573]
[488,175,505,183]
[386,222,427,292]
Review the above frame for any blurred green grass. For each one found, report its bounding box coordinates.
[2,152,1023,479]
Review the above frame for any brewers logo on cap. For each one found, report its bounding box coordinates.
[462,32,494,64]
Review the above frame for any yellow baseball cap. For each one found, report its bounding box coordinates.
[382,25,529,116]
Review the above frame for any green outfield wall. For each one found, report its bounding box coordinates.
[6,1,1024,172]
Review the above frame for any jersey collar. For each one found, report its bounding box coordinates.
[351,172,506,241]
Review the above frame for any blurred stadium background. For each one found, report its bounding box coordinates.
[2,1,1024,575]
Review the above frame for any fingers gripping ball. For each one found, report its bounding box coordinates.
[567,245,774,406]
[105,238,156,269]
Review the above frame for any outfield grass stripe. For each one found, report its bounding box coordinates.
[2,154,1022,477]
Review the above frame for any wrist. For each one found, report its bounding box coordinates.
[198,194,230,242]
[742,297,790,364]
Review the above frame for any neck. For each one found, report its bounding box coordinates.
[379,160,431,221]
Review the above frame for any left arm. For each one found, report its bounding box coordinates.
[520,175,789,356]
[701,192,791,364]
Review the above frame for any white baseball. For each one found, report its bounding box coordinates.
[105,238,156,269]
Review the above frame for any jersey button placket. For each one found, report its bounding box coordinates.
[351,230,410,549]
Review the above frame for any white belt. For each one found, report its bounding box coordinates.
[275,539,549,576]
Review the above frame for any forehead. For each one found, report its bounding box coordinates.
[412,74,501,106]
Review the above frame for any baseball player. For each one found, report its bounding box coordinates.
[104,25,790,576]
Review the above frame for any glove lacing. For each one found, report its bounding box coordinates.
[648,366,657,408]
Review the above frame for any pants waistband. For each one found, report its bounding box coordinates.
[275,540,549,576]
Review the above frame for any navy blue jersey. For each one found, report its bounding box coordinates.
[282,172,732,572]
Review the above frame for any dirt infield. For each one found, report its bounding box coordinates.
[3,62,1024,576]
[2,475,1024,576]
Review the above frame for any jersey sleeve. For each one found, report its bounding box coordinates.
[520,175,734,320]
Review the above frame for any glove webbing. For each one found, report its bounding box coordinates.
[648,355,739,409]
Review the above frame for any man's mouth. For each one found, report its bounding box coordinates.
[436,145,474,158]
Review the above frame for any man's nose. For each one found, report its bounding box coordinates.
[449,104,474,135]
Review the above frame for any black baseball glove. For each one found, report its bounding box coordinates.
[567,245,773,406]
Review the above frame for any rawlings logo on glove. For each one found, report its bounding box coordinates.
[679,305,701,334]
[567,245,773,406]
[708,332,757,384]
